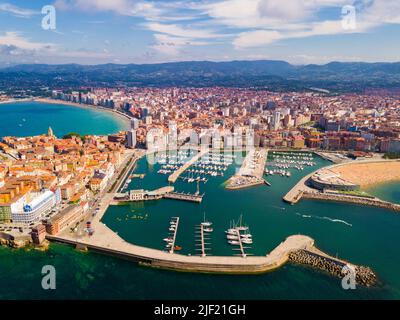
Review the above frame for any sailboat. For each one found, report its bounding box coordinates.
[225,220,237,234]
[241,238,253,244]
[236,214,249,231]
[201,212,212,227]
[228,240,240,245]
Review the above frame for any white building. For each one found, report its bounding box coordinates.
[131,118,140,130]
[145,116,152,125]
[126,129,137,148]
[11,190,56,224]
[129,189,145,201]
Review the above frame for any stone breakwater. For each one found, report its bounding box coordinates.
[289,249,377,287]
[303,191,400,213]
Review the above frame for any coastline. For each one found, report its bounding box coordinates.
[284,159,400,212]
[330,160,400,189]
[0,98,34,105]
[34,98,131,130]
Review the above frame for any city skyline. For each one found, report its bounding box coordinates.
[0,0,400,66]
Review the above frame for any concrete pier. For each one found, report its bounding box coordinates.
[47,225,314,274]
[168,149,209,183]
[283,171,315,204]
[226,148,268,190]
[164,192,203,203]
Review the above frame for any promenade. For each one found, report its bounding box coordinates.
[48,223,315,273]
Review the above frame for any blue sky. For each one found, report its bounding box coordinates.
[0,0,399,65]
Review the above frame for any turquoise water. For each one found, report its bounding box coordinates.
[368,182,400,204]
[0,101,127,138]
[0,103,399,299]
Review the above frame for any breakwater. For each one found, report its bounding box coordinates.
[46,220,378,284]
[289,249,377,287]
[303,191,400,213]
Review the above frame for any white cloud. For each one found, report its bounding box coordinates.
[0,3,38,17]
[144,22,223,39]
[151,33,211,56]
[233,30,281,48]
[54,0,133,15]
[54,0,165,18]
[0,31,111,62]
[0,32,53,50]
[50,0,400,57]
[233,18,375,48]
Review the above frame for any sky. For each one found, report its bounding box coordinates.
[0,0,399,65]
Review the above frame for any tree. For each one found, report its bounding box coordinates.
[62,132,82,139]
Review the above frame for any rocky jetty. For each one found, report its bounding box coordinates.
[303,191,400,213]
[0,237,30,248]
[289,249,377,287]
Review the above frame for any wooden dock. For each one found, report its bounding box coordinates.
[236,229,246,257]
[164,192,204,203]
[169,217,179,254]
[195,225,206,257]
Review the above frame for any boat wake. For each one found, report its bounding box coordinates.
[295,212,352,227]
[269,205,286,211]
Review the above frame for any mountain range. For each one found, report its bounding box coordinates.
[1,60,400,92]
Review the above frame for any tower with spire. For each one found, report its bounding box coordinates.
[47,126,54,138]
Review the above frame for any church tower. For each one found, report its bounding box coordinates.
[47,126,54,137]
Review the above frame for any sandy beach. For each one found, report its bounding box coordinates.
[331,161,400,188]
[0,98,33,105]
[34,98,131,129]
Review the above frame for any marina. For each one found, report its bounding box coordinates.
[264,151,317,179]
[167,149,209,183]
[106,150,330,257]
[226,216,253,257]
[164,217,180,253]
